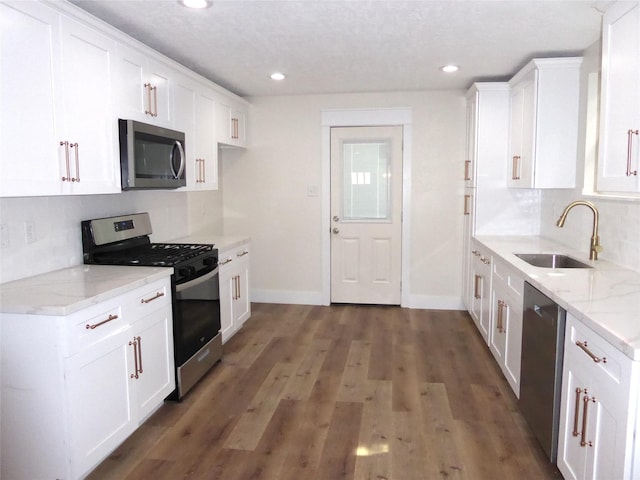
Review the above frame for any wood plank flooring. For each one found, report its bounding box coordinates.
[87,304,563,480]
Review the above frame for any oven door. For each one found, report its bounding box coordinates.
[173,266,221,366]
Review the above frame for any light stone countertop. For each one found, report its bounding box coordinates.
[0,265,173,316]
[475,235,640,361]
[166,231,250,253]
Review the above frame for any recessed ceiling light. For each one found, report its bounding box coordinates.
[440,65,460,73]
[178,0,212,9]
[270,72,286,81]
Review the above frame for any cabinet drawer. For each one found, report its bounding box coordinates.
[566,315,630,394]
[63,301,126,357]
[129,279,172,320]
[492,259,524,301]
[218,244,250,271]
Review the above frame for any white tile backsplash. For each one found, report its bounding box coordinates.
[541,190,640,272]
[0,189,223,283]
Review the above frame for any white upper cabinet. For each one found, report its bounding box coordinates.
[216,100,247,148]
[507,58,582,189]
[174,79,219,191]
[0,1,120,197]
[112,43,174,127]
[597,1,640,194]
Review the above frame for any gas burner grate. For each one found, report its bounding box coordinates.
[94,243,214,267]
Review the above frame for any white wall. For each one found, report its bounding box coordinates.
[540,41,640,273]
[221,90,466,308]
[0,168,224,283]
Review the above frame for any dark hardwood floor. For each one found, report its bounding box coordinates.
[88,303,563,479]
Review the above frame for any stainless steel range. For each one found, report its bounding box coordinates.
[81,212,222,400]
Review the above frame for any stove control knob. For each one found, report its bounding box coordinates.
[203,256,217,267]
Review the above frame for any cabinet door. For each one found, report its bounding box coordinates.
[465,91,477,187]
[502,294,522,396]
[173,80,197,190]
[507,77,535,188]
[470,252,490,343]
[558,365,590,480]
[112,45,173,127]
[59,16,119,194]
[489,291,507,366]
[219,259,236,343]
[0,1,63,197]
[195,89,219,190]
[232,252,251,327]
[462,188,475,310]
[216,101,247,148]
[131,304,175,420]
[597,2,640,193]
[64,328,135,479]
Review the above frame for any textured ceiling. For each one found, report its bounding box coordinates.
[69,0,604,97]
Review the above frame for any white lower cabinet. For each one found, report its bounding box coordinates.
[469,240,492,343]
[558,313,639,480]
[0,277,174,480]
[219,241,251,343]
[488,257,524,397]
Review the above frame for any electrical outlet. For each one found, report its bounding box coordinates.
[0,224,8,248]
[24,221,36,244]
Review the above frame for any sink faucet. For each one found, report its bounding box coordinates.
[556,200,602,260]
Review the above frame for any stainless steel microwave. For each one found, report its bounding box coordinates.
[119,119,186,190]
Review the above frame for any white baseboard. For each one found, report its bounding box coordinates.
[251,289,465,311]
[407,294,466,310]
[251,289,324,306]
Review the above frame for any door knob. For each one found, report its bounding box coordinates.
[332,228,339,234]
[333,215,339,222]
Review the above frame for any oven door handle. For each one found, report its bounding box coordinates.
[175,265,219,292]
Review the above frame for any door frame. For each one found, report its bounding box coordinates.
[321,108,412,306]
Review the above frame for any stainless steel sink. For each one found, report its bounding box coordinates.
[514,253,593,269]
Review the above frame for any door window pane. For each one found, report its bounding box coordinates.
[342,141,391,220]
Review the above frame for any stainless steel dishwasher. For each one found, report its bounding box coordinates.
[519,282,566,463]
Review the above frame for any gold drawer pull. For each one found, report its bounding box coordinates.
[86,314,118,330]
[626,129,638,176]
[572,387,583,437]
[141,291,165,304]
[576,340,607,363]
[237,250,249,257]
[219,257,233,265]
[580,395,596,447]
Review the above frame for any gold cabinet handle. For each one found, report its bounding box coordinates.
[152,85,158,117]
[576,341,607,363]
[70,142,80,182]
[86,313,118,330]
[481,257,490,265]
[497,300,506,333]
[231,117,239,139]
[512,155,521,180]
[137,336,143,374]
[201,158,205,183]
[463,194,471,215]
[236,275,241,299]
[471,250,481,257]
[60,141,71,181]
[572,387,583,437]
[144,83,153,115]
[580,395,596,447]
[237,250,249,257]
[219,257,232,266]
[474,274,481,299]
[129,337,139,379]
[626,129,638,176]
[141,291,165,304]
[464,160,471,181]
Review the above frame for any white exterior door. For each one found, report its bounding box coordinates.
[330,126,403,304]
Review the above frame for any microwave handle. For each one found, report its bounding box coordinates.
[170,140,186,180]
